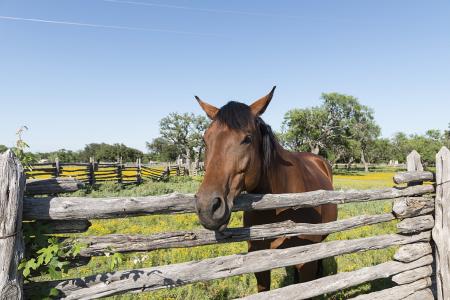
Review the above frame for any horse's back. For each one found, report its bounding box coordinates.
[293,151,333,191]
[293,152,337,225]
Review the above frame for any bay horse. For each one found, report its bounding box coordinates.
[194,87,337,292]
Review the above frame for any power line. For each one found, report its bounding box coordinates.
[0,15,221,37]
[101,0,300,18]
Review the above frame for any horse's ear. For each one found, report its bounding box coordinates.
[195,96,219,120]
[250,86,276,116]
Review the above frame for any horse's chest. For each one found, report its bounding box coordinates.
[275,206,322,224]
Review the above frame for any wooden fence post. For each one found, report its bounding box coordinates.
[54,157,60,178]
[89,157,96,185]
[117,163,123,184]
[137,158,142,184]
[407,150,424,172]
[0,150,26,299]
[407,150,424,186]
[433,146,450,300]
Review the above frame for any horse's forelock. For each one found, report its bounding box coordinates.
[215,101,253,130]
[214,101,277,175]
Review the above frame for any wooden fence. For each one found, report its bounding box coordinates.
[25,159,188,184]
[0,149,449,299]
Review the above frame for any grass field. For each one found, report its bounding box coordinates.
[34,171,400,299]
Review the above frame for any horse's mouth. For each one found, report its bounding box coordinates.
[217,222,228,232]
[216,214,231,232]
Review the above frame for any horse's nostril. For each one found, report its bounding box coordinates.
[211,197,222,213]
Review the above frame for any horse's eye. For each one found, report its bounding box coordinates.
[241,135,252,145]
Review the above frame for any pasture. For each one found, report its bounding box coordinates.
[31,171,400,299]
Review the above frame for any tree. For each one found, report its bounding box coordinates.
[281,107,328,154]
[158,113,209,169]
[50,149,81,163]
[391,132,410,163]
[442,124,450,148]
[365,138,393,164]
[0,145,7,153]
[348,106,380,172]
[322,93,380,171]
[146,137,180,162]
[281,93,380,171]
[391,131,444,166]
[408,131,442,165]
[79,143,143,162]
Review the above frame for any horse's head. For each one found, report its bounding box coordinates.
[194,87,276,231]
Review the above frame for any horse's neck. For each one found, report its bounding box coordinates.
[251,144,292,194]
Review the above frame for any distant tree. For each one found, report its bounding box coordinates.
[391,132,410,163]
[51,149,81,163]
[146,137,180,162]
[348,106,380,172]
[158,113,209,168]
[365,138,394,164]
[281,106,328,154]
[332,139,358,169]
[408,131,443,165]
[34,149,81,163]
[391,131,444,166]
[80,143,143,162]
[425,129,442,140]
[0,145,7,153]
[322,93,380,171]
[281,93,380,171]
[444,123,450,148]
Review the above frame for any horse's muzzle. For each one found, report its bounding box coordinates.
[195,194,231,231]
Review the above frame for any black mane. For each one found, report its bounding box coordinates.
[215,101,253,130]
[215,101,277,175]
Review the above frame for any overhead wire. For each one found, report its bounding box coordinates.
[101,0,300,19]
[0,15,221,36]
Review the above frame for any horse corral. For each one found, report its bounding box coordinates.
[25,160,189,184]
[0,149,449,299]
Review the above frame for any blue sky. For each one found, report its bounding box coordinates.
[1,0,449,152]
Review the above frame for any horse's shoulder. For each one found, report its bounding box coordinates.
[290,151,332,182]
[294,151,330,168]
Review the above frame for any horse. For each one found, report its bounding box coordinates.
[194,86,337,292]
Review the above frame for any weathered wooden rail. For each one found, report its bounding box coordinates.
[1,149,449,300]
[22,184,433,220]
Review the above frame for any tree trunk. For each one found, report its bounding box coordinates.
[184,148,191,175]
[194,147,202,169]
[361,150,369,172]
[311,145,320,155]
[346,157,354,170]
[329,152,342,166]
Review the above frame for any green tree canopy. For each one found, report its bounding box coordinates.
[157,112,209,165]
[280,106,328,153]
[47,149,82,163]
[281,93,380,170]
[0,145,7,153]
[79,143,143,162]
[391,131,445,165]
[146,137,180,162]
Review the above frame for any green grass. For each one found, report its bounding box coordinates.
[34,172,400,299]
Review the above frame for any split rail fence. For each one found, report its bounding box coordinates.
[25,160,188,184]
[0,148,449,299]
